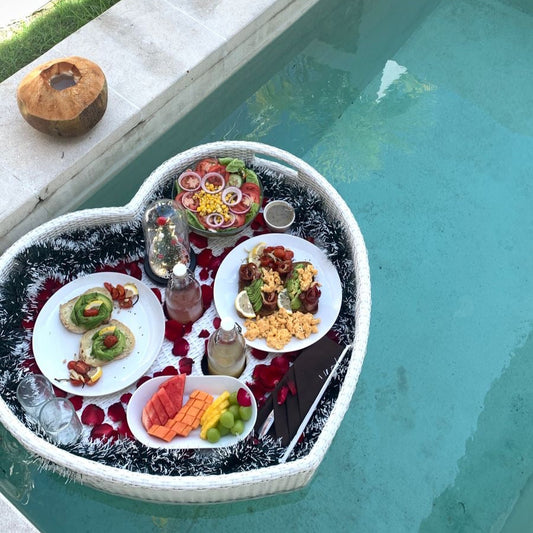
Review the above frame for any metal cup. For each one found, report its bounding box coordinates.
[38,398,82,445]
[16,374,55,422]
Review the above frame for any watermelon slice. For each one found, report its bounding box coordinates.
[160,374,186,411]
[151,394,169,425]
[144,399,163,426]
[157,387,178,419]
[141,408,153,431]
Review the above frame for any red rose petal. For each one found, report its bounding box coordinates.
[165,320,185,341]
[21,318,35,329]
[199,267,210,281]
[212,316,221,329]
[189,233,208,249]
[277,385,289,405]
[201,283,214,308]
[108,402,126,422]
[198,329,210,338]
[117,419,134,439]
[253,364,284,391]
[68,395,83,411]
[172,338,190,357]
[178,357,193,374]
[196,249,213,268]
[81,404,105,426]
[90,423,117,442]
[207,255,223,273]
[53,386,67,398]
[247,381,268,407]
[136,375,152,388]
[159,365,179,376]
[250,348,269,360]
[151,287,162,303]
[120,392,132,404]
[128,262,143,280]
[287,380,297,396]
[183,322,193,334]
[271,355,290,373]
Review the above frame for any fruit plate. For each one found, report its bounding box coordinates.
[126,375,257,449]
[32,273,165,397]
[213,234,343,353]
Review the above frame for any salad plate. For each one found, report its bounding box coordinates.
[214,234,343,353]
[33,273,165,397]
[127,375,257,449]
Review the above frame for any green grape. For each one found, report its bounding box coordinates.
[239,405,253,421]
[228,391,239,405]
[207,427,220,443]
[217,421,230,436]
[228,405,240,419]
[219,410,235,429]
[230,419,244,435]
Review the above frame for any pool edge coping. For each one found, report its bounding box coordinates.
[0,0,321,254]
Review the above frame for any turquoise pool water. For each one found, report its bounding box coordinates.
[3,0,533,531]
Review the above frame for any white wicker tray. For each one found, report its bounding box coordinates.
[0,141,371,503]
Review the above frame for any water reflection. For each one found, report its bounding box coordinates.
[0,424,34,505]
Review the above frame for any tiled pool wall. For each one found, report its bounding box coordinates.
[0,0,323,253]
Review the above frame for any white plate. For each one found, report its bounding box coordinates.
[33,272,165,397]
[214,234,342,353]
[127,375,257,449]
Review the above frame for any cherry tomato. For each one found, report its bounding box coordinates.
[83,308,99,317]
[103,335,118,348]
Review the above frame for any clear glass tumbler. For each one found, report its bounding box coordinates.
[16,374,55,422]
[38,398,82,445]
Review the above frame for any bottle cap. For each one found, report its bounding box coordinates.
[220,317,235,331]
[172,263,187,277]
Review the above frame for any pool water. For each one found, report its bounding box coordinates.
[3,0,533,531]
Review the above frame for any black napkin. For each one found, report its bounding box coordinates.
[254,335,346,446]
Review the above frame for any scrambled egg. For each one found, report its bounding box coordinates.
[298,264,319,291]
[260,267,283,294]
[244,308,320,350]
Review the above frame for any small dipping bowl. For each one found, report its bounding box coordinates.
[263,200,295,233]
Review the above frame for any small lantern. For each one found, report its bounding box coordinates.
[142,199,195,284]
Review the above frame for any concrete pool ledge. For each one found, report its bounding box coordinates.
[0,0,320,253]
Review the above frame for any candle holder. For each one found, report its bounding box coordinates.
[142,199,196,285]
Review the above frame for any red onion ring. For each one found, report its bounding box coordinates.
[205,212,224,228]
[230,193,252,214]
[222,186,243,206]
[201,172,225,193]
[178,171,201,191]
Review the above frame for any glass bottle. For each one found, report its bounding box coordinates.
[207,317,246,378]
[165,263,203,323]
[142,199,191,282]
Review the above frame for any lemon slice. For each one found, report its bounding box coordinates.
[123,283,139,297]
[277,289,293,314]
[248,242,267,265]
[235,290,256,318]
[87,366,103,384]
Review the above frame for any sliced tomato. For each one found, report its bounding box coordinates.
[181,191,199,212]
[232,213,246,227]
[241,182,261,204]
[195,158,219,176]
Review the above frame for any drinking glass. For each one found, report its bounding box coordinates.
[16,374,54,422]
[38,398,82,445]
